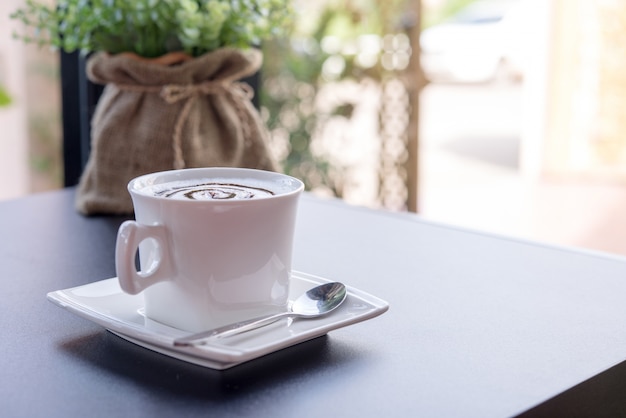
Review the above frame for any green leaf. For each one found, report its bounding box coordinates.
[10,0,293,57]
[0,85,12,107]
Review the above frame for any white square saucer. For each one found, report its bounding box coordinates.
[47,271,389,370]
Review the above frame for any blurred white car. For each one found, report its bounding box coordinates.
[420,0,528,83]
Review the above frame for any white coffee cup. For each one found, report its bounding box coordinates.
[115,167,304,332]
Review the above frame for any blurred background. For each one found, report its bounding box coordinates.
[2,0,626,255]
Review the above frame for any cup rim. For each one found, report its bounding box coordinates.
[128,167,304,203]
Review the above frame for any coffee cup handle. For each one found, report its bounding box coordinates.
[115,220,172,294]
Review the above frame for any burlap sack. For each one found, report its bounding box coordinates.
[76,48,277,215]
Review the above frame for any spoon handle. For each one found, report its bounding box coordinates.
[173,311,292,346]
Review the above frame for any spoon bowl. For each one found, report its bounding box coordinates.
[173,282,347,347]
[291,282,347,317]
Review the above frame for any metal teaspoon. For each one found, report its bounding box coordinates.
[173,282,347,347]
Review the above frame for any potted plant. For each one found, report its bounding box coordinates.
[11,0,292,214]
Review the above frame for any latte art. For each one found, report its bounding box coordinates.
[146,179,277,200]
[161,182,274,200]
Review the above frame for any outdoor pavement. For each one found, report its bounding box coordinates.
[418,82,626,257]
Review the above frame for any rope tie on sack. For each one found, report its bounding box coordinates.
[115,80,255,169]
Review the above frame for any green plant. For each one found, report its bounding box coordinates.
[422,0,477,29]
[11,0,293,57]
[0,85,11,107]
[261,0,413,200]
[262,36,341,195]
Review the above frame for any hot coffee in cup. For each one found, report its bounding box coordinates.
[115,168,304,332]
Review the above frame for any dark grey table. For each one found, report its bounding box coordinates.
[4,188,626,417]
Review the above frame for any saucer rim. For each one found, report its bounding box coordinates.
[47,271,389,369]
